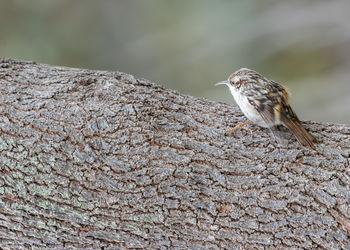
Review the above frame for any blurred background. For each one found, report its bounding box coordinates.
[1,0,349,123]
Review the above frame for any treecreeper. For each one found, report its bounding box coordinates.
[216,68,316,149]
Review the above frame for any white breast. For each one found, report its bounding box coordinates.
[227,85,269,127]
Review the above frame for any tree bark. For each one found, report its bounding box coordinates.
[0,58,349,249]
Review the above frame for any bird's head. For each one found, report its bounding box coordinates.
[215,68,254,88]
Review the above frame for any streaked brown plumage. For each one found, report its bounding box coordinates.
[215,68,316,149]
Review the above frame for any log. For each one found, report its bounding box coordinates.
[0,58,349,249]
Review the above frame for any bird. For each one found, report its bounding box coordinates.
[215,68,316,149]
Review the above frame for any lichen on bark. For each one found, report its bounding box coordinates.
[0,58,350,249]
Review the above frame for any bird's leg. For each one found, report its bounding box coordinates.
[226,121,253,133]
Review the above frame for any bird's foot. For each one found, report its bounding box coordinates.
[226,121,253,134]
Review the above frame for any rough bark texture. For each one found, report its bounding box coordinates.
[0,58,350,249]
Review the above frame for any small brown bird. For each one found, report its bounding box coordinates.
[216,68,316,149]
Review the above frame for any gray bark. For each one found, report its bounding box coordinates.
[0,58,349,249]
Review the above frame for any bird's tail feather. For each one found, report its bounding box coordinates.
[282,118,316,149]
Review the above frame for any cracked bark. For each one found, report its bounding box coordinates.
[0,58,350,249]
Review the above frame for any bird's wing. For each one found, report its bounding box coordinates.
[246,80,291,125]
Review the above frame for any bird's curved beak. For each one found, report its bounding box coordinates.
[215,80,228,86]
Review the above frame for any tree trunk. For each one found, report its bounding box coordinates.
[0,58,349,249]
